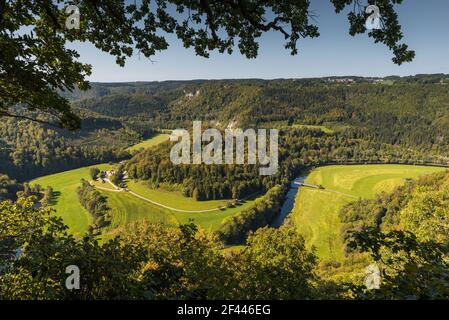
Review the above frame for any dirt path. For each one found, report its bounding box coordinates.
[295,182,358,199]
[94,185,123,193]
[127,190,225,213]
[92,179,227,213]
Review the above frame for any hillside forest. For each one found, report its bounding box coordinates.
[1,75,449,299]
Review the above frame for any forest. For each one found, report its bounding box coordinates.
[340,170,449,249]
[3,76,449,183]
[0,116,134,181]
[2,75,449,299]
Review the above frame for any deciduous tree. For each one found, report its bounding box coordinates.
[0,0,413,129]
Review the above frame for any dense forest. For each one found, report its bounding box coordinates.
[0,116,135,181]
[67,75,449,153]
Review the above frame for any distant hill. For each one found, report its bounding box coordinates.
[70,75,449,150]
[2,75,449,181]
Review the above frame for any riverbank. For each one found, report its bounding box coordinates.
[286,164,447,261]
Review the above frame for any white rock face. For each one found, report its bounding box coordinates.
[183,89,201,99]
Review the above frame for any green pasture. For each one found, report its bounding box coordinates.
[292,164,447,261]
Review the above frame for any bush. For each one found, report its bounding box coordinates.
[89,167,100,180]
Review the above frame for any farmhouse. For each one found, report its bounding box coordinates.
[101,170,115,177]
[100,170,129,179]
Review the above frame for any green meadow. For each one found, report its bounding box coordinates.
[291,164,447,261]
[291,124,334,133]
[126,133,170,152]
[31,159,445,255]
[32,164,261,237]
[31,164,113,237]
[127,180,228,211]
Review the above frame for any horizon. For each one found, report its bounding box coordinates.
[71,0,449,82]
[86,73,449,84]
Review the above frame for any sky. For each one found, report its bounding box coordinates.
[71,0,449,82]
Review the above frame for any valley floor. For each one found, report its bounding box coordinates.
[31,164,262,238]
[291,164,447,261]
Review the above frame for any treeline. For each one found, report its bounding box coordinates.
[17,183,54,207]
[77,179,111,232]
[0,173,53,205]
[216,185,286,244]
[0,174,22,201]
[126,143,278,200]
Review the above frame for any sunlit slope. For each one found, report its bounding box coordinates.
[127,133,170,152]
[292,164,447,261]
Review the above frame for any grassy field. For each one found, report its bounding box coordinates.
[125,181,263,228]
[101,189,176,228]
[119,180,261,231]
[260,121,335,133]
[291,124,334,133]
[31,165,262,237]
[292,164,447,261]
[172,196,259,231]
[127,181,229,210]
[127,133,170,152]
[91,179,117,190]
[31,164,113,237]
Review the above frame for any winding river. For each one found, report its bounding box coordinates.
[272,176,308,227]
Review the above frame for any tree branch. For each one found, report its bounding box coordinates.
[199,0,220,42]
[0,0,6,26]
[0,110,62,128]
[223,0,290,38]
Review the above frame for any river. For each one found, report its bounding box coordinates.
[271,176,308,227]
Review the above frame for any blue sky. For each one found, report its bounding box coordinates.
[71,0,449,82]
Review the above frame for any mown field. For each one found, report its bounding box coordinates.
[127,181,228,210]
[31,164,113,237]
[32,165,261,238]
[291,164,447,261]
